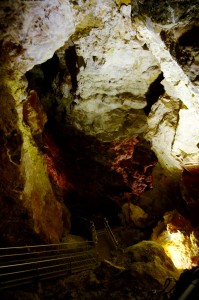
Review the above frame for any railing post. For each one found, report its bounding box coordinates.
[90,221,98,246]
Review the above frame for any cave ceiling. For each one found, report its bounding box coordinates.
[1,0,199,168]
[0,0,199,245]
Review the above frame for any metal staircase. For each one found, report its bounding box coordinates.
[0,217,122,291]
[0,241,98,290]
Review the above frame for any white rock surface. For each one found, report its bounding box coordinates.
[71,4,161,139]
[1,0,75,72]
[1,0,199,170]
[75,7,160,100]
[145,95,182,170]
[136,19,199,171]
[136,19,199,111]
[172,109,199,164]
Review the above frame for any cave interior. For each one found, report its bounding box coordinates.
[1,0,199,299]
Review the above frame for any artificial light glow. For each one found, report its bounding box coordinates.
[163,231,190,270]
[158,230,199,270]
[152,211,199,270]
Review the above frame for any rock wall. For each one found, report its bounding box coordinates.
[0,0,74,244]
[0,0,75,73]
[71,3,161,141]
[0,0,199,245]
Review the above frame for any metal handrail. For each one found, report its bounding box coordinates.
[103,218,119,249]
[1,255,94,277]
[0,251,95,269]
[0,245,93,261]
[0,261,97,291]
[0,248,97,290]
[0,241,94,252]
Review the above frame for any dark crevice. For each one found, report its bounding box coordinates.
[65,46,78,93]
[142,43,149,50]
[26,54,60,95]
[41,54,60,89]
[144,73,165,116]
[178,26,199,47]
[78,55,86,68]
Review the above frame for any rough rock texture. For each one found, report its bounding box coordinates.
[0,81,71,245]
[0,86,32,246]
[38,0,199,173]
[88,1,196,172]
[145,94,182,171]
[135,17,199,171]
[71,3,161,141]
[0,0,75,73]
[20,127,69,243]
[152,210,199,270]
[0,1,74,244]
[43,132,74,193]
[0,0,199,261]
[109,137,156,196]
[23,90,47,138]
[1,2,199,299]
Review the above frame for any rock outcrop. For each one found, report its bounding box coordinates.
[0,0,74,244]
[152,210,199,270]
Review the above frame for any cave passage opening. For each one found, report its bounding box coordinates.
[24,50,171,244]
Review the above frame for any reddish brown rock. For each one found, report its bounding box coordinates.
[23,90,47,137]
[110,137,157,196]
[43,132,74,192]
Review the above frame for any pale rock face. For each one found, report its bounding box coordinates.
[145,95,181,171]
[136,20,199,171]
[146,91,199,171]
[163,21,199,88]
[1,0,75,73]
[71,4,161,141]
[172,109,199,165]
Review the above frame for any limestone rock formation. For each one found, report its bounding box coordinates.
[71,3,161,141]
[0,0,74,244]
[145,94,182,170]
[0,0,75,73]
[0,0,199,273]
[152,210,199,270]
[136,17,199,171]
